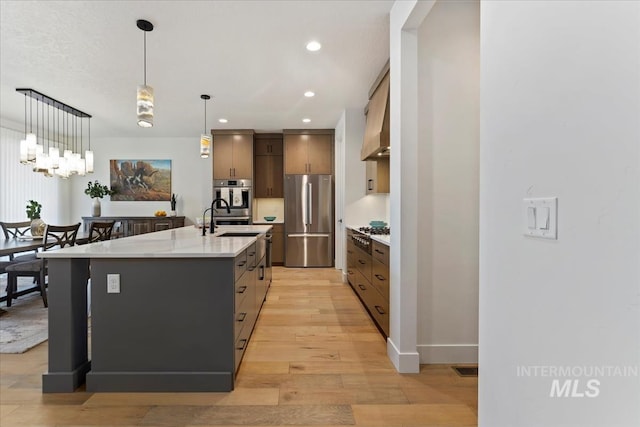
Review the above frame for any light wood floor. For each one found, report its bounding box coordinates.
[0,267,477,426]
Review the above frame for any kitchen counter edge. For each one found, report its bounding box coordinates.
[38,225,273,259]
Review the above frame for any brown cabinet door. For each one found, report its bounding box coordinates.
[307,134,333,174]
[255,137,283,156]
[129,220,151,236]
[284,134,308,174]
[271,231,284,264]
[270,155,283,197]
[254,155,282,198]
[153,220,172,232]
[213,134,234,179]
[254,155,271,198]
[232,134,253,179]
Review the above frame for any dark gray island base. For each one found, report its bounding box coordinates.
[41,226,270,393]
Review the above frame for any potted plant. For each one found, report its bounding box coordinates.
[84,180,115,217]
[26,199,45,236]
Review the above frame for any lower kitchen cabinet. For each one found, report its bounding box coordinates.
[271,224,284,265]
[346,228,390,337]
[82,216,185,237]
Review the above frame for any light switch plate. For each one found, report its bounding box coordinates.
[523,197,557,239]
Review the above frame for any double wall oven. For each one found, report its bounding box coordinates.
[212,179,252,225]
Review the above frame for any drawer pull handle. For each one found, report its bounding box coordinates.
[237,312,246,322]
[248,267,255,272]
[236,339,247,350]
[374,274,385,281]
[237,261,246,267]
[358,260,366,265]
[358,284,366,291]
[375,305,386,315]
[248,252,255,256]
[237,286,247,294]
[375,249,385,254]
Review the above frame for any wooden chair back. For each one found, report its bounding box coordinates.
[0,221,32,239]
[43,223,81,251]
[88,221,115,243]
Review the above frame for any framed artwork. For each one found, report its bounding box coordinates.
[110,159,172,201]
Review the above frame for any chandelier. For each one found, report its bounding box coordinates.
[16,88,94,178]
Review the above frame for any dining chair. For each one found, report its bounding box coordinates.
[5,223,81,308]
[0,221,39,263]
[88,220,116,243]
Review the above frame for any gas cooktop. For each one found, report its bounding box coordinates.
[358,226,390,235]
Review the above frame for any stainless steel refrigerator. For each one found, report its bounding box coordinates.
[284,174,333,267]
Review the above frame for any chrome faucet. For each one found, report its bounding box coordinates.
[202,198,231,236]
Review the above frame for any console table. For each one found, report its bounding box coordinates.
[82,216,185,238]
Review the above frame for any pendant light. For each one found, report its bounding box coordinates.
[136,19,154,128]
[199,94,211,158]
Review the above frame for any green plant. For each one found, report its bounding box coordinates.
[26,200,42,220]
[84,180,115,199]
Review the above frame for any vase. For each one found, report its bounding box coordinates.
[92,198,101,217]
[170,210,177,217]
[30,218,46,236]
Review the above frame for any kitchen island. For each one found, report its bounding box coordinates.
[38,225,272,393]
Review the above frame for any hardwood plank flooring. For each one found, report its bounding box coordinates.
[0,267,477,426]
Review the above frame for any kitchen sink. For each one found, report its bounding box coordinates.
[217,232,261,237]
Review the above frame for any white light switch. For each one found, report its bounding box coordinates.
[523,197,557,239]
[107,274,120,293]
[527,207,537,229]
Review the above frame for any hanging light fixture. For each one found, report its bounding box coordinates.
[136,19,154,128]
[199,94,211,158]
[16,88,92,179]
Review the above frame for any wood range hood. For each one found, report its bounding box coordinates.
[361,61,390,161]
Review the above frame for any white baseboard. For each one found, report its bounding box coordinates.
[387,338,420,373]
[417,344,478,364]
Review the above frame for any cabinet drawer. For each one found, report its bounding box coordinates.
[354,248,372,283]
[246,243,257,268]
[234,332,250,372]
[234,250,248,281]
[372,241,389,265]
[372,258,389,302]
[364,283,389,337]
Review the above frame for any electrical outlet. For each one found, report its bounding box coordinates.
[107,274,120,293]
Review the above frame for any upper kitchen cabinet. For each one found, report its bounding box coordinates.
[254,134,284,156]
[254,134,284,198]
[284,130,334,175]
[212,130,254,180]
[361,62,390,160]
[366,158,390,194]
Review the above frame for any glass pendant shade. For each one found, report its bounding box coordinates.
[49,147,60,169]
[200,134,211,158]
[77,158,86,176]
[26,133,37,162]
[64,149,73,159]
[33,151,49,173]
[85,150,94,173]
[137,84,154,127]
[19,139,28,163]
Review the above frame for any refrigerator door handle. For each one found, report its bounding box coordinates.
[288,233,331,237]
[307,182,313,225]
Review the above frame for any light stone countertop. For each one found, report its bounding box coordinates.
[38,225,272,259]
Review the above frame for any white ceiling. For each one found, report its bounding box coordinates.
[0,0,393,138]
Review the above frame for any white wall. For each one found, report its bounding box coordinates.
[416,0,479,363]
[70,136,212,224]
[480,1,640,426]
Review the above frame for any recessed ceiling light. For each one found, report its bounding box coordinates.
[306,41,321,51]
[218,118,228,123]
[302,118,311,123]
[304,91,315,97]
